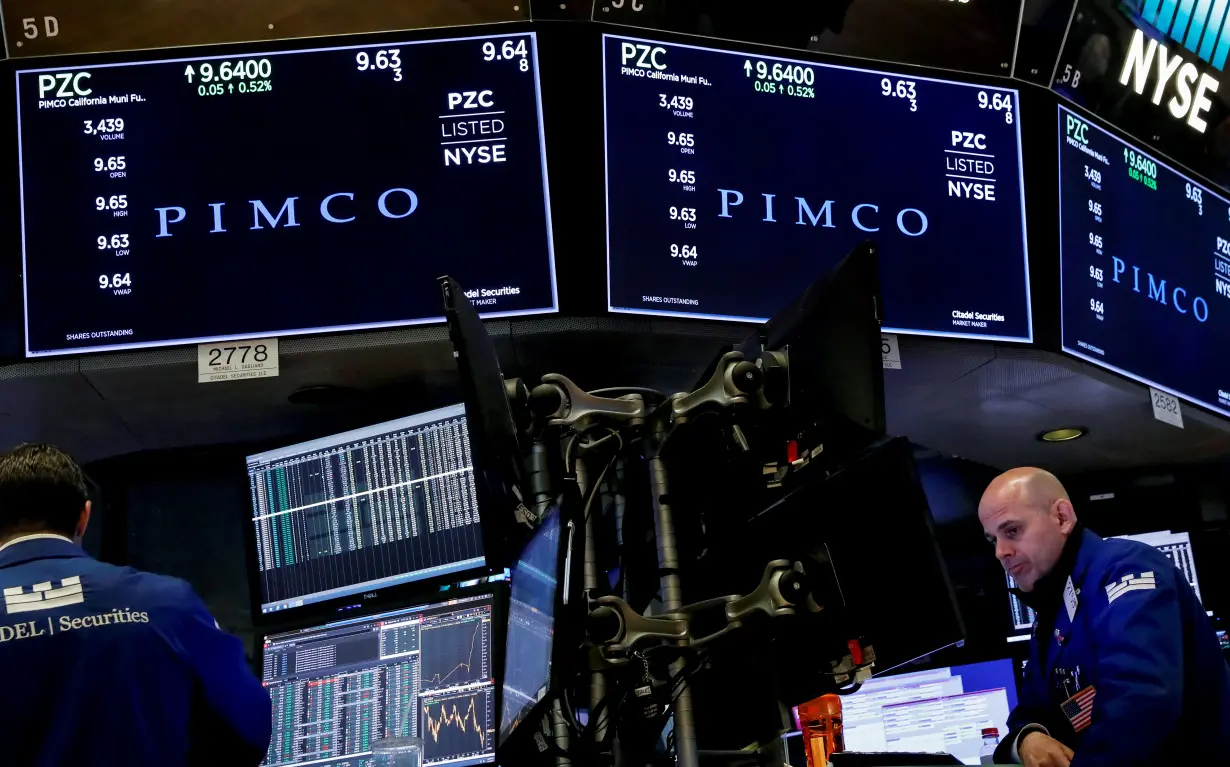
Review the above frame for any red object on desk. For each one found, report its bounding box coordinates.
[797,693,844,767]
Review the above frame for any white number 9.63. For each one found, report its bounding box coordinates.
[356,49,403,81]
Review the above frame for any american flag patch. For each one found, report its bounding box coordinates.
[1105,572,1156,604]
[1061,685,1096,733]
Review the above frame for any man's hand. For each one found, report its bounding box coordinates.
[1019,730,1075,767]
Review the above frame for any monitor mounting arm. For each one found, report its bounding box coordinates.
[585,559,818,655]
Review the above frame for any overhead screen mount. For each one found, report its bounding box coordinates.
[601,31,1033,343]
[1056,104,1230,419]
[15,27,556,357]
[245,403,488,617]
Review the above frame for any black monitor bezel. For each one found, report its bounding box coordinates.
[5,20,557,360]
[242,403,499,627]
[495,501,583,760]
[593,23,1037,344]
[258,580,509,767]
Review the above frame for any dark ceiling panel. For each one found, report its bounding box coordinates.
[0,322,1224,476]
[2,0,528,57]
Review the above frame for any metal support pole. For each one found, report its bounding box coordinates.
[614,458,629,602]
[648,442,698,767]
[550,698,572,767]
[577,455,610,744]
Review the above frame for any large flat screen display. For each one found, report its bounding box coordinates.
[1052,1,1230,192]
[602,34,1033,342]
[261,593,496,767]
[834,659,1018,765]
[498,508,561,746]
[247,404,485,615]
[16,30,556,357]
[1058,104,1230,417]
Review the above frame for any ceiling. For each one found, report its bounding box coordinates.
[0,318,1227,476]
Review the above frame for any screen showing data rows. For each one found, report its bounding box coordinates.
[602,34,1032,341]
[262,594,495,767]
[15,30,556,356]
[247,404,485,614]
[1058,105,1230,417]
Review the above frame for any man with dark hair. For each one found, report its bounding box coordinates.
[0,444,271,766]
[980,467,1230,767]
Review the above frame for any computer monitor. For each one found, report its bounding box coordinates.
[1006,529,1204,639]
[1006,573,1035,638]
[498,507,563,747]
[247,404,486,615]
[695,437,965,712]
[261,591,498,767]
[737,241,886,460]
[1112,530,1202,603]
[835,659,1018,766]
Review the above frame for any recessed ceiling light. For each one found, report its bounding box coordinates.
[1038,427,1087,443]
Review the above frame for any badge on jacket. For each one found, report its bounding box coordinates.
[1064,576,1079,622]
[1061,685,1096,733]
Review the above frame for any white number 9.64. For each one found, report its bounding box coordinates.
[482,39,530,71]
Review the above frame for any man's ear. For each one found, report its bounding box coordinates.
[74,500,92,542]
[1054,498,1077,535]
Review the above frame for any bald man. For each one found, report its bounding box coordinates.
[979,468,1230,767]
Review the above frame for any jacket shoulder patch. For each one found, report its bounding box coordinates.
[1105,571,1155,604]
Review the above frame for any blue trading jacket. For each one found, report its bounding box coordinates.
[0,535,271,766]
[997,528,1230,766]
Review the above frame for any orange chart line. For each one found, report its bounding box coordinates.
[423,695,486,748]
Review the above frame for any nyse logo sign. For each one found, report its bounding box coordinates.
[1117,1,1230,133]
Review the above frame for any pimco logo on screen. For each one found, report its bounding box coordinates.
[1118,0,1230,133]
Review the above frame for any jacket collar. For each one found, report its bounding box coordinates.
[1067,527,1103,591]
[0,534,89,569]
[1014,526,1101,615]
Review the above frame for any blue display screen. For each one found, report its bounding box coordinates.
[602,34,1032,341]
[837,658,1018,764]
[16,31,556,357]
[499,508,560,744]
[1058,104,1230,417]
